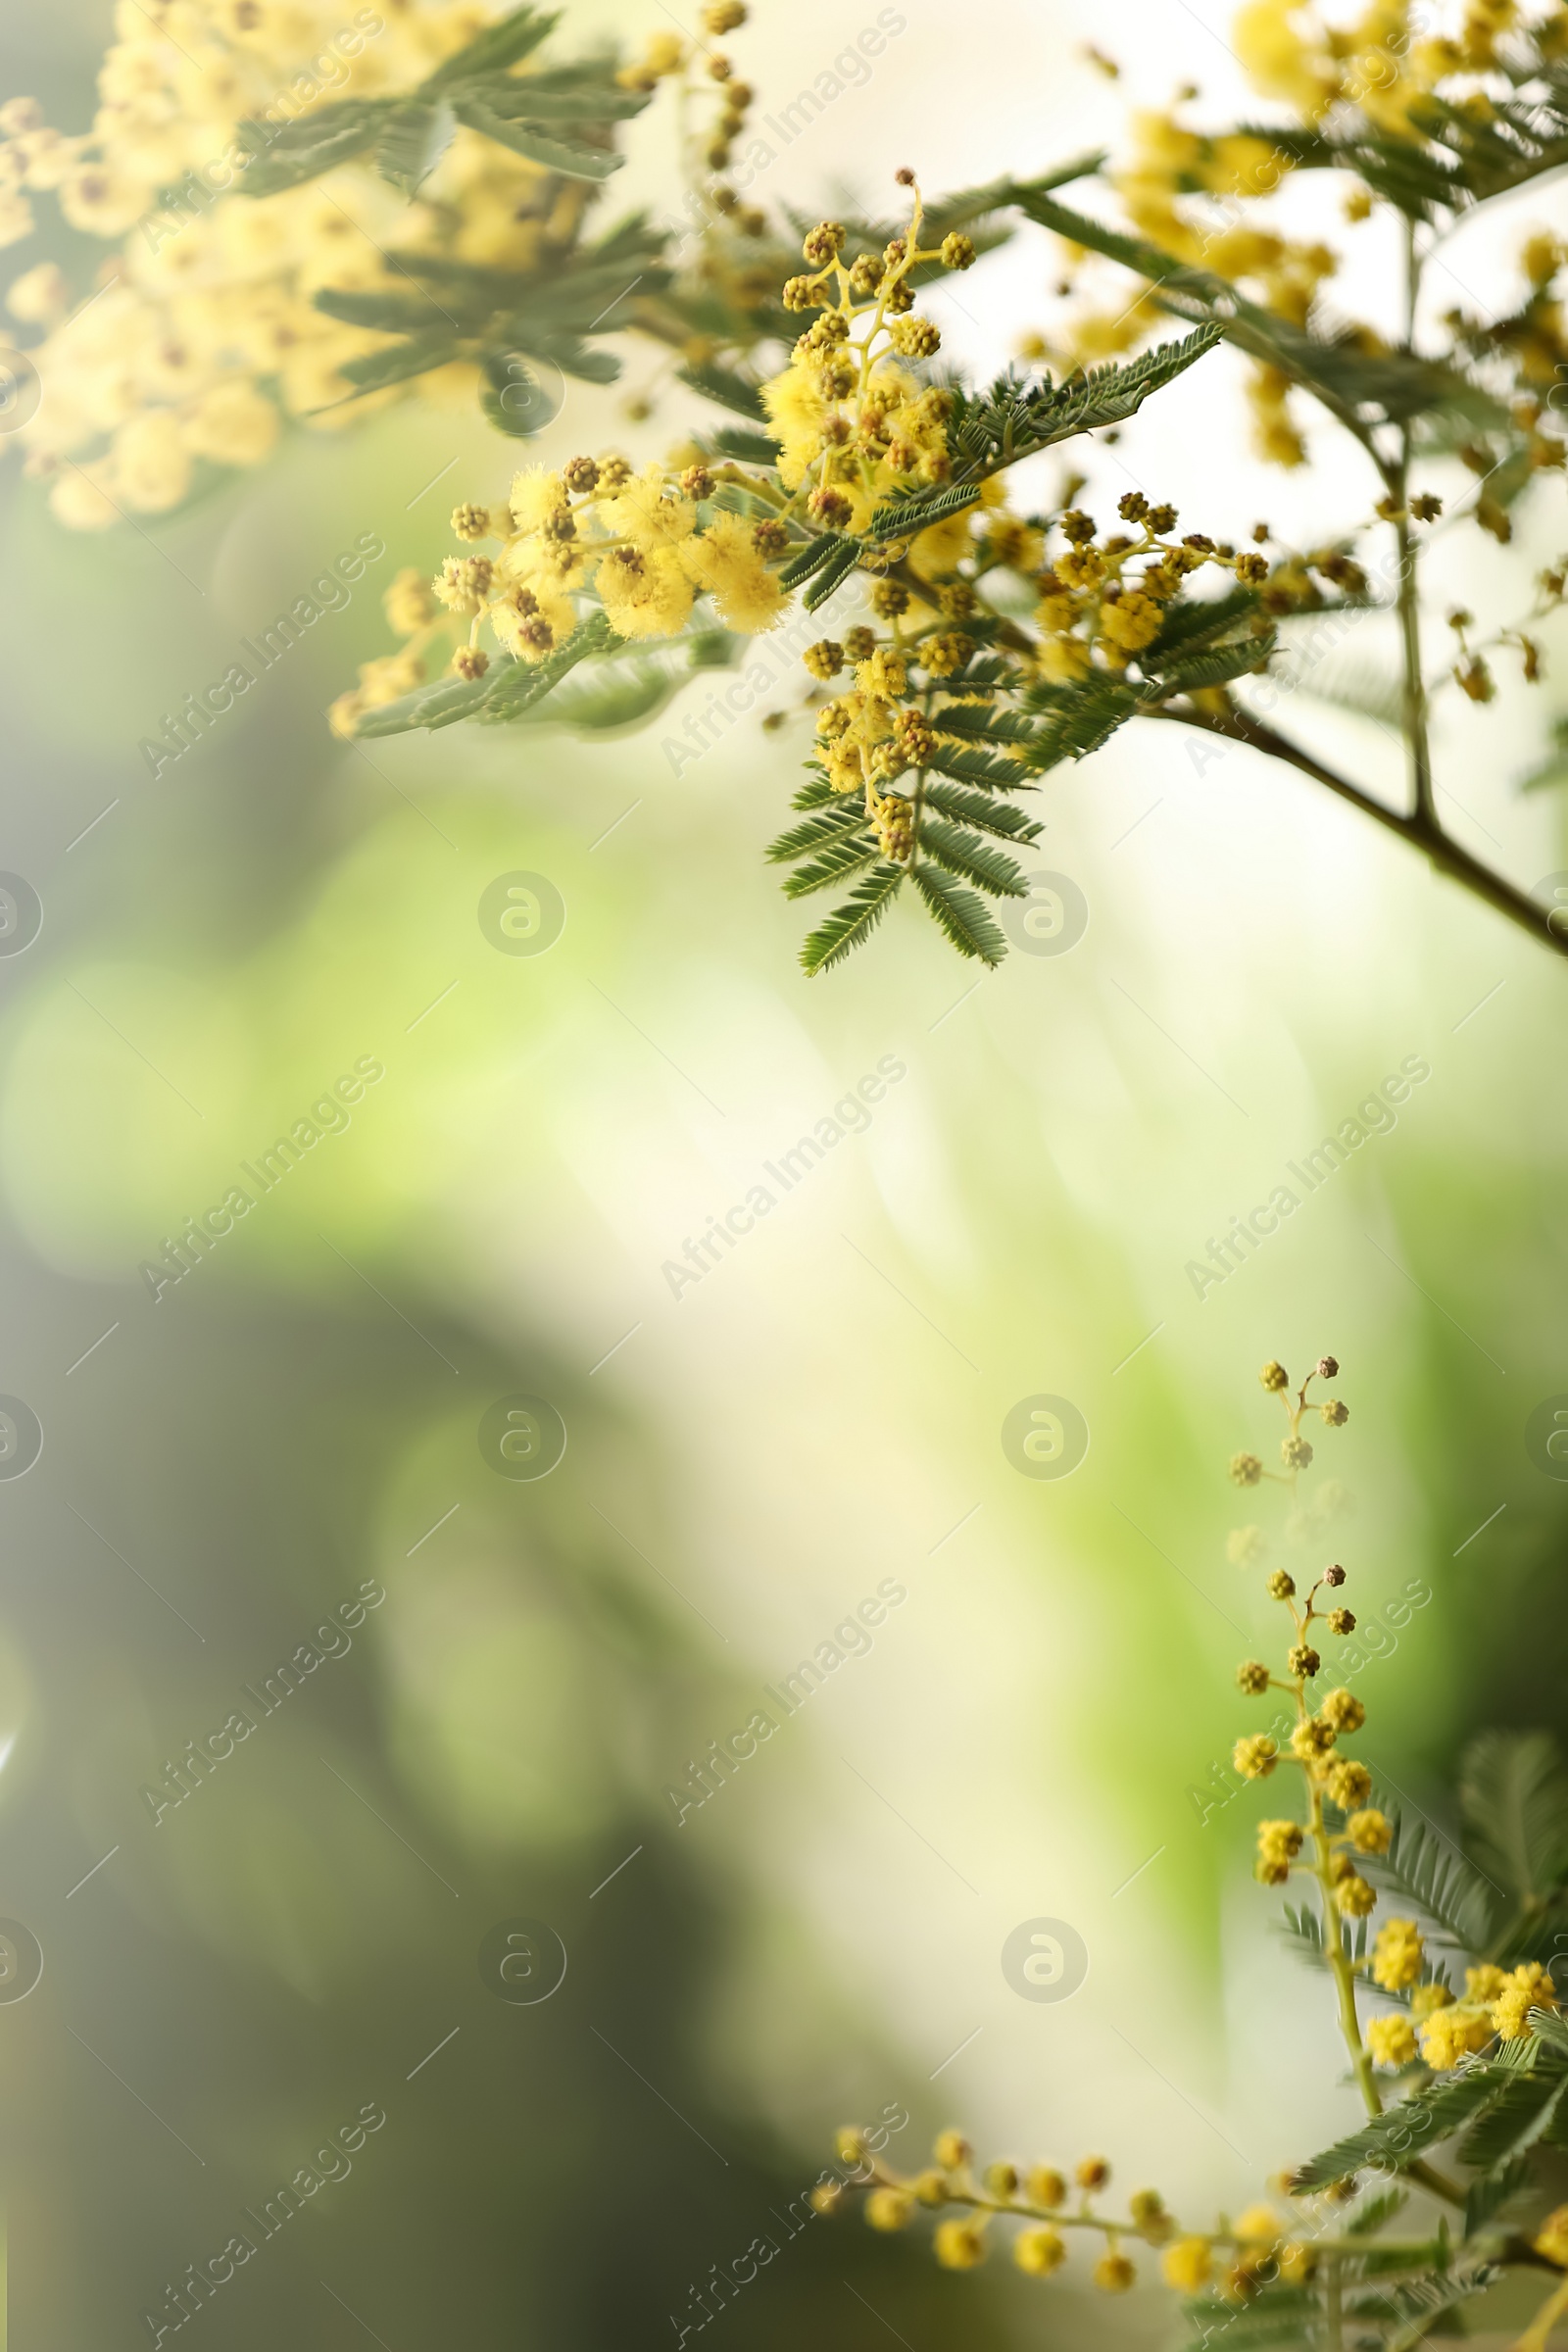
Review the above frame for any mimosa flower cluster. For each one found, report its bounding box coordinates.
[819,1355,1568,2343]
[0,0,625,527]
[332,176,1288,774]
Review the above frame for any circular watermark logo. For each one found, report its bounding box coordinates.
[477,871,565,958]
[0,874,41,958]
[1525,1395,1568,1481]
[0,1920,43,2003]
[490,353,565,435]
[0,1397,43,1481]
[0,350,41,436]
[478,1915,567,2005]
[1001,1916,1088,2003]
[1001,1394,1089,1481]
[1532,872,1568,937]
[1004,870,1089,958]
[478,1394,567,1482]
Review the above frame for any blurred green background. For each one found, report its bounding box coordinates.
[4,3,1568,2348]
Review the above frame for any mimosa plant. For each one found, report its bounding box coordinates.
[819,1356,1568,2352]
[12,2,1568,970]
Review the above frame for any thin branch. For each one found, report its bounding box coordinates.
[1147,701,1568,962]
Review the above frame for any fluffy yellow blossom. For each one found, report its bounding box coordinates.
[1371,1919,1424,1991]
[1094,2251,1136,2292]
[866,2188,913,2231]
[595,545,695,641]
[111,410,192,512]
[181,380,279,467]
[1326,1759,1372,1810]
[1234,0,1338,118]
[618,29,685,88]
[47,466,120,530]
[1348,1808,1391,1854]
[1162,2237,1211,2291]
[5,0,625,523]
[1418,2003,1494,2070]
[1291,1716,1337,1764]
[1537,2206,1568,2269]
[1493,1961,1558,2040]
[1014,2228,1066,2277]
[385,568,437,637]
[1234,1735,1279,1780]
[679,510,785,632]
[1367,2013,1417,2069]
[1250,364,1307,468]
[603,463,700,558]
[1255,1820,1303,1885]
[5,260,67,321]
[490,580,576,662]
[1319,1688,1365,1735]
[510,467,572,536]
[760,355,829,490]
[934,2218,988,2270]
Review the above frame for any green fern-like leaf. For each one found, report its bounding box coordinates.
[476,613,621,722]
[931,705,1042,747]
[707,424,782,466]
[1290,650,1406,730]
[787,770,839,812]
[1017,187,1509,443]
[909,864,1007,964]
[800,865,906,975]
[1460,1731,1568,1907]
[327,329,464,401]
[777,534,847,591]
[1277,1902,1331,1977]
[449,98,622,179]
[234,98,396,196]
[1292,2067,1506,2189]
[676,359,771,420]
[1464,2155,1532,2239]
[916,818,1028,898]
[1347,2188,1409,2237]
[418,4,558,86]
[352,662,495,736]
[765,804,865,863]
[1023,675,1142,769]
[919,783,1042,842]
[1354,2261,1503,2352]
[1456,2069,1568,2175]
[1141,585,1262,666]
[1179,2287,1321,2352]
[1226,120,1463,220]
[802,538,864,612]
[924,743,1037,790]
[373,98,458,195]
[1152,629,1276,695]
[1358,1796,1497,1951]
[864,326,1223,544]
[782,835,879,899]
